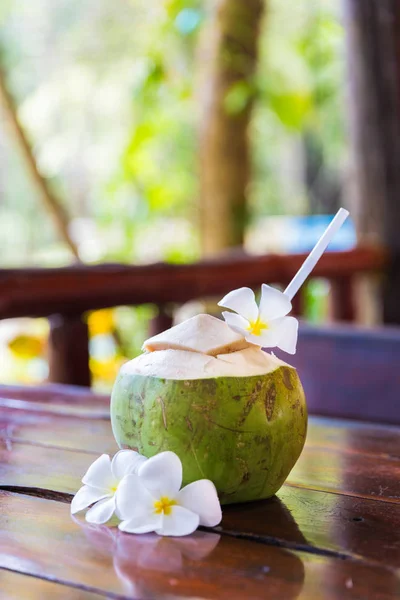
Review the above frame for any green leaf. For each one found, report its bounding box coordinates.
[268,90,312,130]
[224,80,254,115]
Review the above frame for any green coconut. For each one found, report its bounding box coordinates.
[111,314,307,505]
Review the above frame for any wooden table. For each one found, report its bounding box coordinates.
[1,384,399,599]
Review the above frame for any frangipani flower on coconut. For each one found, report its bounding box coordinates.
[71,450,147,524]
[117,451,222,537]
[218,284,298,354]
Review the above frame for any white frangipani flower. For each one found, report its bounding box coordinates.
[117,451,222,537]
[71,450,147,524]
[218,284,298,354]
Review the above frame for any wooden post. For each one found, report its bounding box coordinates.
[330,276,356,322]
[344,0,400,324]
[198,0,264,256]
[290,290,304,318]
[149,305,174,337]
[48,314,90,387]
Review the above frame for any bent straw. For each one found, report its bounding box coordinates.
[284,207,350,301]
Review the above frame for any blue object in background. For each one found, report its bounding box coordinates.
[284,214,356,253]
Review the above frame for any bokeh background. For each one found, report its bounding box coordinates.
[0,0,357,388]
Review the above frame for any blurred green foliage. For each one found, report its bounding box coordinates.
[0,0,345,266]
[0,0,346,387]
[252,0,345,217]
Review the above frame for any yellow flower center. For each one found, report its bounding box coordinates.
[247,317,268,336]
[110,484,118,493]
[154,496,177,516]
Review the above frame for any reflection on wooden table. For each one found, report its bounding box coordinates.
[0,384,399,599]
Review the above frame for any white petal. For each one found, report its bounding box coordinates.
[138,451,182,498]
[276,316,298,355]
[259,284,292,321]
[177,480,222,527]
[111,450,147,480]
[245,322,283,348]
[221,311,250,336]
[85,496,116,524]
[71,485,111,515]
[82,454,116,490]
[247,316,298,354]
[218,287,258,322]
[114,502,124,521]
[118,512,163,534]
[157,506,199,537]
[116,474,155,521]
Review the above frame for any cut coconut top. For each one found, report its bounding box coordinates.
[143,314,253,356]
[122,346,290,380]
[135,313,292,379]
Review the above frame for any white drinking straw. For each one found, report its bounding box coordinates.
[284,207,349,301]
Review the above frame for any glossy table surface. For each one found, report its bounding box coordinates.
[0,384,399,599]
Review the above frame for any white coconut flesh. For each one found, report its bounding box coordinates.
[143,313,253,356]
[123,314,291,380]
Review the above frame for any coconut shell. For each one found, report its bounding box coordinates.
[111,356,307,505]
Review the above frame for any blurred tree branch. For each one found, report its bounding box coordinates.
[0,61,80,260]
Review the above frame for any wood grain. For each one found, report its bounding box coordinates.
[1,427,400,573]
[287,444,400,502]
[1,413,400,502]
[0,384,109,407]
[1,491,399,600]
[2,386,400,598]
[1,380,400,454]
[1,400,399,460]
[222,485,400,568]
[308,417,400,459]
[0,439,86,494]
[0,407,117,454]
[0,570,105,600]
[0,398,109,419]
[0,384,109,419]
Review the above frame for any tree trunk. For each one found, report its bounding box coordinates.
[198,0,264,257]
[344,0,400,324]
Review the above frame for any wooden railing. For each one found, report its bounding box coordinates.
[0,245,387,387]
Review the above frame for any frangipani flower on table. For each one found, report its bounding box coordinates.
[71,449,147,524]
[117,451,222,537]
[71,449,222,537]
[218,284,298,354]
